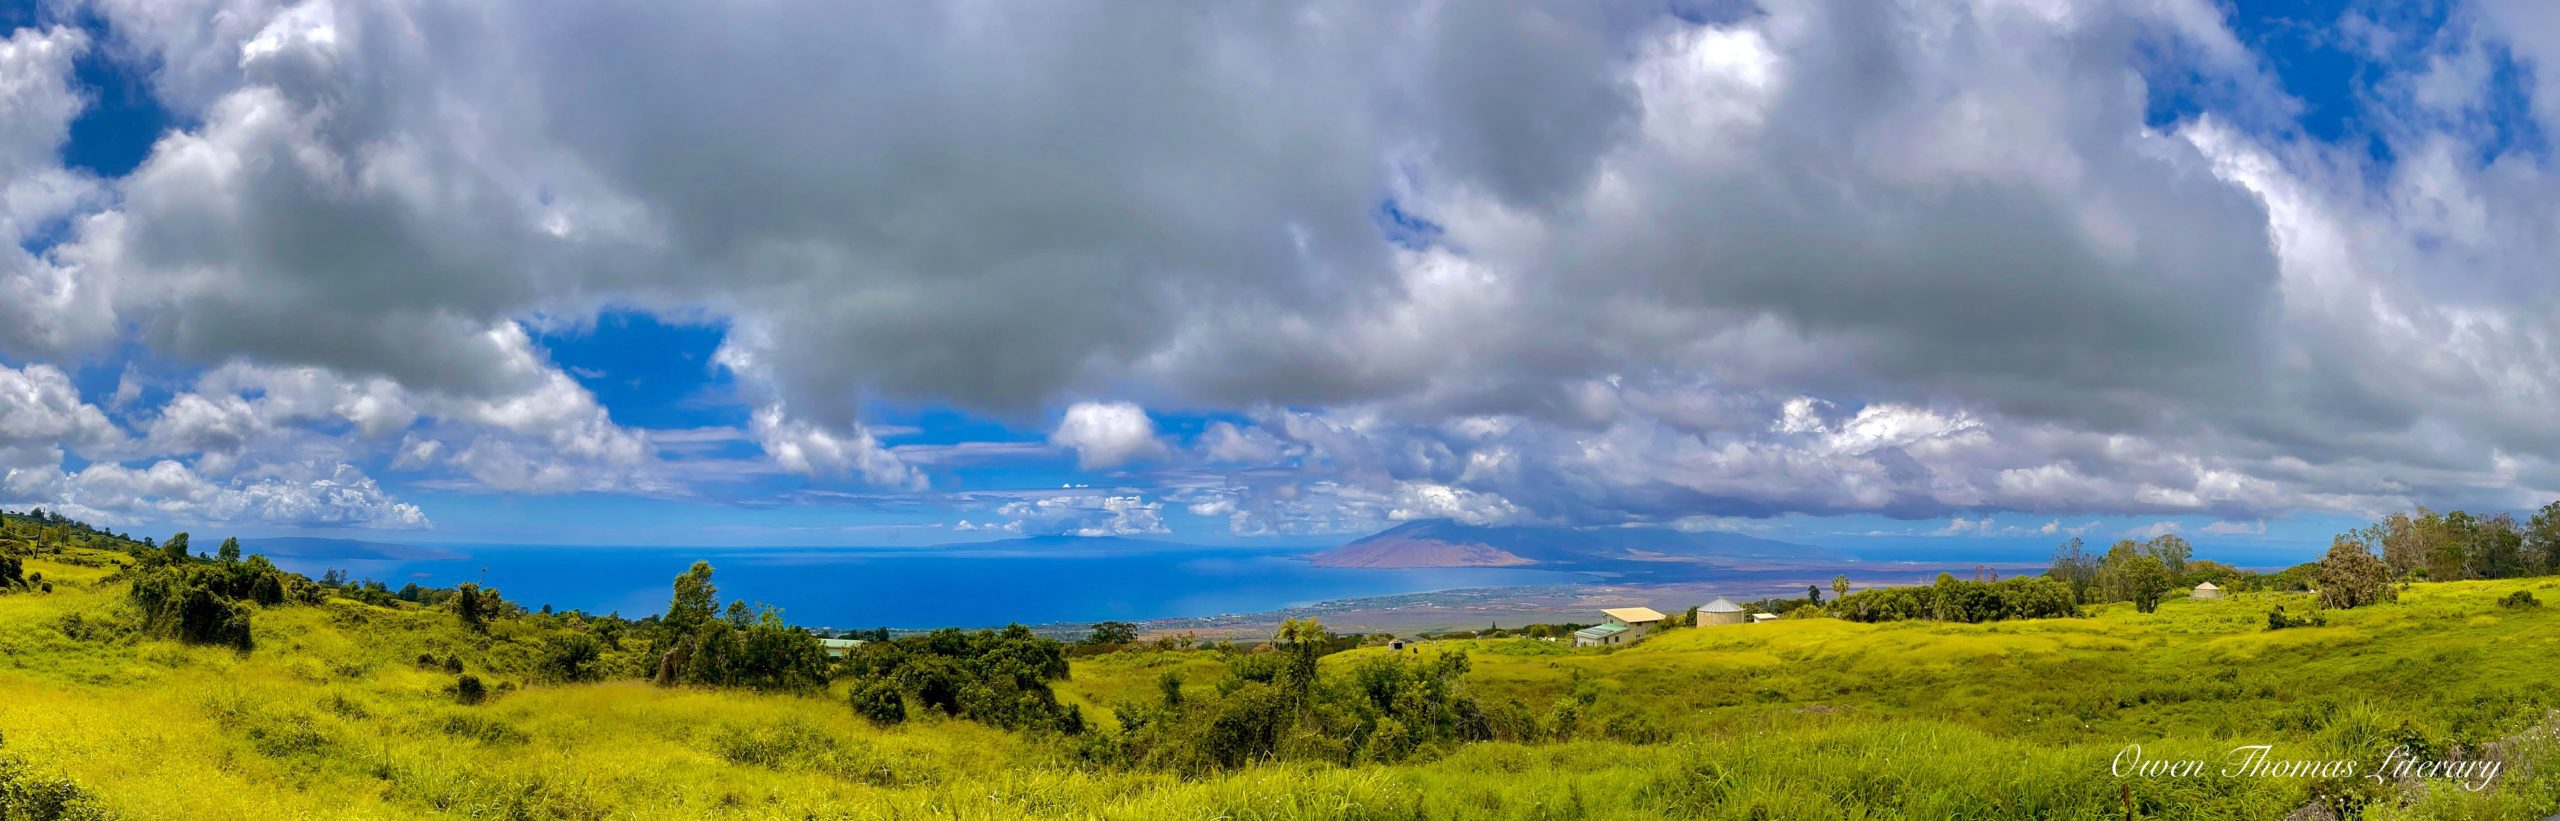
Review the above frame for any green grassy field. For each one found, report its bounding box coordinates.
[3,545,2557,819]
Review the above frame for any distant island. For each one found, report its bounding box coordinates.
[1308,518,1835,570]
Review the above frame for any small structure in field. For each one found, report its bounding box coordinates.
[1572,623,1628,647]
[1749,612,1781,624]
[1575,606,1668,647]
[818,638,865,658]
[1697,597,1747,626]
[1388,638,1409,651]
[2192,581,2224,600]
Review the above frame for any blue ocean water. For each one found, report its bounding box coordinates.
[265,544,1589,629]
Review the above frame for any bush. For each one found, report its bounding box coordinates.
[2315,536,2397,609]
[453,674,488,706]
[542,633,604,682]
[836,625,1075,732]
[2501,590,2541,609]
[850,681,906,725]
[2265,606,2326,630]
[0,753,109,820]
[127,566,256,651]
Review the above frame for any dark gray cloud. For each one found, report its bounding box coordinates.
[3,0,2558,530]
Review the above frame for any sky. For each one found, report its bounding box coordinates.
[0,0,2555,560]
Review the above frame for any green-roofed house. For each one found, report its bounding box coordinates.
[1574,606,1668,647]
[1572,622,1629,647]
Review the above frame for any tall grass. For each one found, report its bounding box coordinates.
[0,548,2555,818]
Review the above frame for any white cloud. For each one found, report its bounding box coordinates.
[2125,520,2183,540]
[990,493,1168,537]
[2200,520,2267,536]
[750,405,922,490]
[55,460,427,529]
[1050,401,1167,470]
[0,0,2554,536]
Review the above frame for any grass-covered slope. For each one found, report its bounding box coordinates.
[2,541,2558,819]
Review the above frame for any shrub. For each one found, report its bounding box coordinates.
[837,625,1078,733]
[542,633,604,682]
[2265,606,2326,630]
[0,754,109,821]
[128,566,256,651]
[849,681,906,725]
[453,674,488,706]
[2315,535,2397,609]
[2501,590,2541,609]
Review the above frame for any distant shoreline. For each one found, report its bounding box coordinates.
[1031,559,2054,639]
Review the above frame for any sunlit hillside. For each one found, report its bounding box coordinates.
[2,533,2557,819]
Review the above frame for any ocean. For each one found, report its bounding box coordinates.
[262,543,1590,629]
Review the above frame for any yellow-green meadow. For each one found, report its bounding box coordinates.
[4,534,2557,819]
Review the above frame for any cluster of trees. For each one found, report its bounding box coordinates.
[2356,506,2560,582]
[1827,575,2079,623]
[2042,535,2240,613]
[1093,618,1526,772]
[839,626,1078,732]
[624,562,1087,736]
[648,562,833,691]
[124,532,316,650]
[0,507,147,555]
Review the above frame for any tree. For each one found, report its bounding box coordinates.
[2094,540,2144,602]
[2316,533,2397,609]
[216,537,241,563]
[2120,555,2172,614]
[2466,513,2527,579]
[2528,501,2560,575]
[2427,510,2478,580]
[1087,620,1138,646]
[1832,575,1850,600]
[2142,534,2191,578]
[1274,617,1326,710]
[160,532,192,565]
[2046,538,2098,604]
[664,562,718,638]
[1805,584,1822,605]
[2377,510,2435,578]
[454,583,489,632]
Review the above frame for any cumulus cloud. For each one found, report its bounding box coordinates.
[0,0,2555,535]
[750,404,921,491]
[1049,402,1167,470]
[63,460,428,529]
[988,492,1169,538]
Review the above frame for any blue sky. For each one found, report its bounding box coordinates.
[0,0,2555,564]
